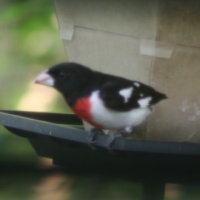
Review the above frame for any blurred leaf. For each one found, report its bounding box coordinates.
[0,0,66,165]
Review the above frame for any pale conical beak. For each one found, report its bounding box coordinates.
[35,71,55,87]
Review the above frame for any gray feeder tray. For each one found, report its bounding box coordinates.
[0,110,200,200]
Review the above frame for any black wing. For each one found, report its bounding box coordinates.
[99,80,167,112]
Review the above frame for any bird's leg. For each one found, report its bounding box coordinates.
[105,132,121,150]
[105,132,116,149]
[87,128,104,146]
[104,127,133,150]
[120,127,134,137]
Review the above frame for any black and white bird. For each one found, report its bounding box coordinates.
[35,62,167,145]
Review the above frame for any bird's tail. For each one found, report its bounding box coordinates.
[152,91,167,105]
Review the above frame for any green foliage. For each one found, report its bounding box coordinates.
[0,0,66,109]
[0,171,40,200]
[69,176,142,200]
[0,127,38,163]
[0,0,66,163]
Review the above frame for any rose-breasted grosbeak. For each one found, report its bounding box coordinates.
[35,62,167,146]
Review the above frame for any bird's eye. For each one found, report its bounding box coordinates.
[58,72,67,78]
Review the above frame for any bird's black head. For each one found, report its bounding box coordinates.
[35,62,94,97]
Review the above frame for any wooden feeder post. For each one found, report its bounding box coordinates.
[55,0,163,199]
[54,0,200,199]
[55,0,200,142]
[55,0,162,137]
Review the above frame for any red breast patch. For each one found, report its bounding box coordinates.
[71,97,103,128]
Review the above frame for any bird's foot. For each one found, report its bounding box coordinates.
[120,127,134,137]
[87,128,104,149]
[104,128,133,151]
[105,132,121,150]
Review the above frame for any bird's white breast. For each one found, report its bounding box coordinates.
[90,91,151,130]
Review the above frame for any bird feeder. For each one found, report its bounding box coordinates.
[1,110,200,200]
[55,0,200,142]
[1,1,200,200]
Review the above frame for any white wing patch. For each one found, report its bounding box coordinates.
[133,82,140,87]
[119,87,134,103]
[138,97,152,108]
